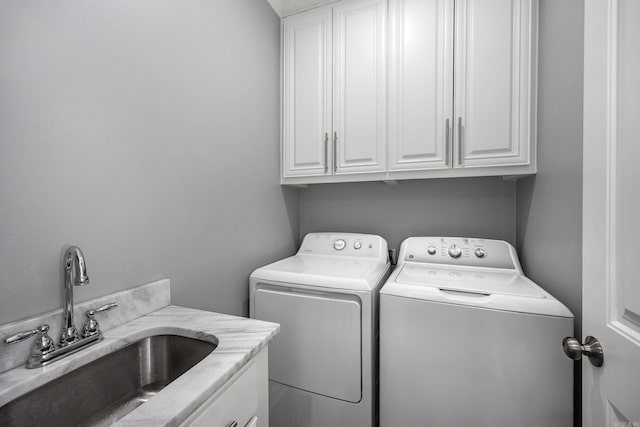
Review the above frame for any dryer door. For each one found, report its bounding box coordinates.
[254,287,362,403]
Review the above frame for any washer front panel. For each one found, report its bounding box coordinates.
[379,294,573,427]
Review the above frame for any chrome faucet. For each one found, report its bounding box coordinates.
[4,245,118,368]
[60,246,90,346]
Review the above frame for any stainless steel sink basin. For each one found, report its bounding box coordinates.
[0,334,217,427]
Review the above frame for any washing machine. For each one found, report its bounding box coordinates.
[250,232,390,427]
[379,237,574,427]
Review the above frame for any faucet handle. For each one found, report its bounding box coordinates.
[5,325,56,355]
[82,302,118,338]
[87,302,118,317]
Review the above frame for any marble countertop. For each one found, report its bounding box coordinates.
[0,304,280,426]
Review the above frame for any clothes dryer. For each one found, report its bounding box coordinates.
[379,237,574,427]
[250,232,390,427]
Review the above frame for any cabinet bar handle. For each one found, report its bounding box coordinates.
[445,118,450,165]
[324,133,328,173]
[333,132,338,173]
[457,117,463,165]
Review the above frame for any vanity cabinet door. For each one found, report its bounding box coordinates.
[181,348,268,427]
[282,9,333,178]
[332,0,387,175]
[453,0,536,168]
[387,0,453,171]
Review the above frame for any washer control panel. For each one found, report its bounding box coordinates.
[299,232,388,260]
[402,237,517,269]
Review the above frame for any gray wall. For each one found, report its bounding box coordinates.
[516,0,583,349]
[515,0,584,423]
[0,0,298,325]
[299,178,516,251]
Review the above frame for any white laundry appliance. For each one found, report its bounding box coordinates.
[379,237,574,427]
[250,232,390,427]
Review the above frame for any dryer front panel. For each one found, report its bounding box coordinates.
[254,286,362,403]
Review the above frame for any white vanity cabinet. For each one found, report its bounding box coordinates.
[281,0,387,183]
[181,348,268,427]
[388,0,537,178]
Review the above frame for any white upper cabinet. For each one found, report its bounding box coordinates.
[388,0,454,171]
[389,0,536,176]
[333,0,387,175]
[281,0,537,185]
[454,0,535,168]
[281,0,387,183]
[282,9,332,178]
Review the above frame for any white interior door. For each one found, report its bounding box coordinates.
[583,0,640,425]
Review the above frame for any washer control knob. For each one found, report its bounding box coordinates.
[448,244,462,259]
[475,248,486,258]
[334,239,347,251]
[353,241,362,250]
[427,246,437,255]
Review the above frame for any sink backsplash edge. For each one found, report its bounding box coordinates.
[0,279,171,373]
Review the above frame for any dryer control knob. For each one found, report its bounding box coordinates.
[475,248,486,258]
[354,241,363,250]
[334,239,347,251]
[448,244,462,258]
[427,246,437,255]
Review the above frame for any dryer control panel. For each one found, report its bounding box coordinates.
[400,237,518,270]
[298,232,388,260]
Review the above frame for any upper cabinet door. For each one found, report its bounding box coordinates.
[454,0,536,168]
[388,0,454,171]
[282,10,333,178]
[333,0,387,174]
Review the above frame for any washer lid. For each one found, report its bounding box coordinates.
[251,254,389,291]
[394,264,546,298]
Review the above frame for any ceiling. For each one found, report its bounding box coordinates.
[266,0,340,17]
